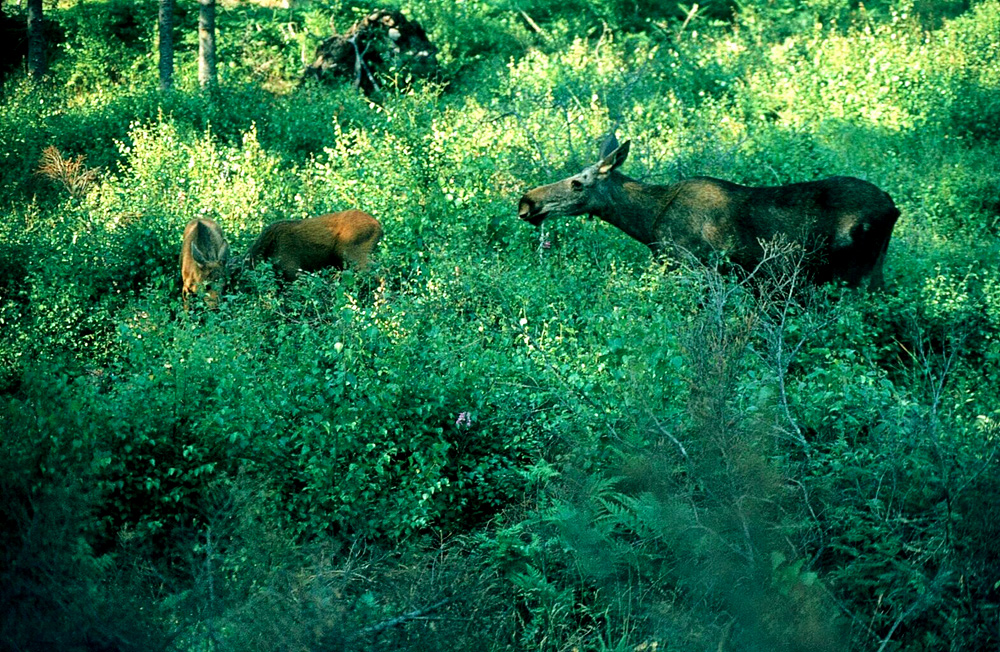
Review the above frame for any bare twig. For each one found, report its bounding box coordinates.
[677,3,700,41]
[875,594,928,652]
[349,35,379,92]
[646,408,689,461]
[355,597,452,638]
[594,20,609,58]
[517,8,546,39]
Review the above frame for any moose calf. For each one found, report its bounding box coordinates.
[180,218,230,308]
[519,137,899,288]
[248,210,383,281]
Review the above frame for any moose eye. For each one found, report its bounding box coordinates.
[571,179,584,191]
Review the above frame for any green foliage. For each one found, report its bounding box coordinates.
[51,0,158,95]
[414,1,530,74]
[2,0,1000,650]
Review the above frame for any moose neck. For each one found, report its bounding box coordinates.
[591,172,670,248]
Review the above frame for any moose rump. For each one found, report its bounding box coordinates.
[660,175,900,287]
[518,138,900,288]
[248,210,383,281]
[180,218,229,308]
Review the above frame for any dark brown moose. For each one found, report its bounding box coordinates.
[518,138,900,287]
[180,218,230,308]
[248,210,384,281]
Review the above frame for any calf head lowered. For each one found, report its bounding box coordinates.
[180,218,230,308]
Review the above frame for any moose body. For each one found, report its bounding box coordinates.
[248,210,383,280]
[518,140,899,287]
[180,218,229,308]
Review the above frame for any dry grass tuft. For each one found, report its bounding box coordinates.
[36,146,101,198]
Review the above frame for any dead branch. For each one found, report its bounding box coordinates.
[354,597,453,639]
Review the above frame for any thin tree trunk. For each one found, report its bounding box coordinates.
[26,0,45,79]
[198,0,216,90]
[158,0,175,90]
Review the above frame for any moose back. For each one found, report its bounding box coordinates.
[249,210,383,280]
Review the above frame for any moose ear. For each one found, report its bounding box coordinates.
[597,139,630,175]
[598,132,620,159]
[191,242,207,266]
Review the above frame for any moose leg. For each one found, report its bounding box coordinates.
[866,242,890,291]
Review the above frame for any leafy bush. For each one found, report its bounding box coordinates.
[2,0,1000,650]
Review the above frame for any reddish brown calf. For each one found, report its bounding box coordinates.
[180,218,229,308]
[248,210,383,280]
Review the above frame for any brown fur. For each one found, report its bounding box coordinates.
[518,139,900,288]
[180,218,229,308]
[248,210,383,281]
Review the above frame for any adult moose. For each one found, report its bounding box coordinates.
[518,136,899,288]
[248,210,383,281]
[180,218,230,308]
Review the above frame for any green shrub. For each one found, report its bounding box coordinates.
[2,0,1000,649]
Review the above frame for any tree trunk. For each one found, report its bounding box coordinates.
[26,0,45,79]
[158,0,175,90]
[198,0,216,90]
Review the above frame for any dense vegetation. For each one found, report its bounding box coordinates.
[1,1,999,650]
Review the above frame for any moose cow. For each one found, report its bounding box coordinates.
[518,137,899,287]
[248,210,384,281]
[180,218,230,308]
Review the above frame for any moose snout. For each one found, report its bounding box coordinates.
[518,196,534,219]
[518,196,545,225]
